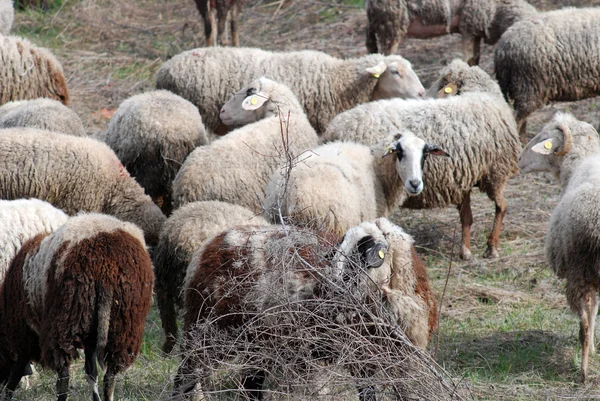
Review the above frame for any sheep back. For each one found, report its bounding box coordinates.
[104,90,208,213]
[0,35,69,106]
[0,98,85,136]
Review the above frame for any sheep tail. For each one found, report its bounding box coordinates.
[96,286,113,372]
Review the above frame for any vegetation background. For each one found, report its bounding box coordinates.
[8,0,600,399]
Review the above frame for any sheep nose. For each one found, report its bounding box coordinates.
[418,89,425,97]
[409,179,420,189]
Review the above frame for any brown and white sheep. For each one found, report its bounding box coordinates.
[0,213,154,401]
[194,0,242,47]
[174,218,437,400]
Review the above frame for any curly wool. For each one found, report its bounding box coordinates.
[171,78,318,212]
[0,128,166,246]
[495,8,600,125]
[0,98,85,136]
[153,200,268,352]
[104,90,208,215]
[156,47,418,134]
[0,35,69,106]
[0,0,13,35]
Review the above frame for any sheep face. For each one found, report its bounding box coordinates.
[383,131,450,196]
[518,116,574,175]
[425,59,500,98]
[371,57,425,100]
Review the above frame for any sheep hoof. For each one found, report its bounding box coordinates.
[483,247,499,259]
[162,340,176,354]
[460,247,472,261]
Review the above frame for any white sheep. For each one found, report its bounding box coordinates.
[156,47,425,134]
[171,77,319,213]
[0,128,166,246]
[0,35,69,106]
[494,7,600,144]
[153,200,268,353]
[0,0,13,35]
[323,59,521,259]
[518,112,600,382]
[104,90,209,215]
[0,98,86,136]
[264,134,450,238]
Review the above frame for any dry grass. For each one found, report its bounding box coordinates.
[7,0,600,399]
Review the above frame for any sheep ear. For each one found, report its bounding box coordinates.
[242,93,269,110]
[366,61,388,78]
[437,82,458,98]
[426,144,450,157]
[358,236,387,269]
[531,138,555,155]
[382,144,397,158]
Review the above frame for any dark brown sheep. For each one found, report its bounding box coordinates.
[194,0,243,46]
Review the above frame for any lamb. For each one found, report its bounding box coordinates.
[323,59,521,259]
[0,35,70,106]
[171,77,319,212]
[0,199,68,281]
[0,98,86,136]
[494,8,600,144]
[0,0,13,34]
[0,128,166,246]
[263,134,450,238]
[174,217,437,400]
[518,113,600,382]
[153,200,268,353]
[193,0,242,47]
[156,47,425,134]
[366,0,537,65]
[0,213,154,401]
[104,90,209,216]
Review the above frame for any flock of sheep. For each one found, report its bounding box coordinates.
[1,0,600,399]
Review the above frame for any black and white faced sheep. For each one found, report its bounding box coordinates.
[366,0,536,65]
[104,90,209,216]
[171,77,319,213]
[174,218,437,400]
[518,113,600,382]
[0,0,13,34]
[0,35,70,106]
[193,0,242,47]
[0,213,154,401]
[0,128,166,246]
[323,59,521,260]
[263,133,449,237]
[0,98,86,136]
[153,200,268,353]
[156,47,425,134]
[494,7,600,144]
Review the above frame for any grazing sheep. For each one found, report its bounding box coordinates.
[494,8,600,144]
[264,134,450,237]
[0,35,70,106]
[193,0,242,46]
[156,47,425,134]
[154,200,268,353]
[171,77,319,212]
[518,113,600,382]
[0,128,166,246]
[0,213,154,401]
[0,98,85,136]
[104,90,209,216]
[323,60,521,259]
[0,199,68,281]
[366,0,537,65]
[0,0,13,34]
[174,217,437,400]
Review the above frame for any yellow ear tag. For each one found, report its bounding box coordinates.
[543,141,552,150]
[250,96,258,105]
[444,86,453,94]
[378,249,385,259]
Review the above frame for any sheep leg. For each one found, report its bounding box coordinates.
[458,191,472,260]
[242,370,266,400]
[366,24,378,54]
[579,291,596,383]
[461,34,481,66]
[2,355,30,400]
[483,194,507,259]
[84,347,101,401]
[56,363,70,401]
[517,119,528,145]
[230,3,240,47]
[103,367,116,401]
[157,287,178,354]
[216,9,228,46]
[590,294,599,356]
